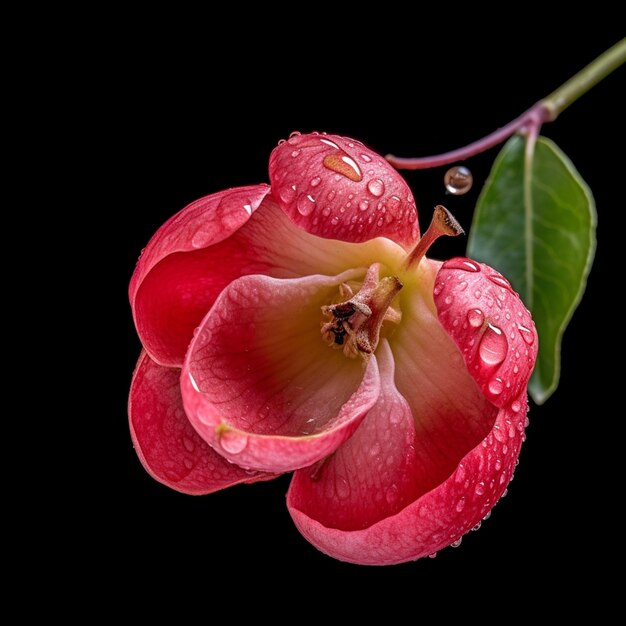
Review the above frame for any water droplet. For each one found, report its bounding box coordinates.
[377,217,384,226]
[219,429,248,454]
[320,138,340,149]
[182,436,195,453]
[434,282,444,296]
[330,216,339,225]
[287,131,301,145]
[467,308,485,328]
[385,484,399,504]
[358,200,370,212]
[336,476,350,499]
[488,377,504,396]
[488,274,512,290]
[445,258,480,272]
[277,138,286,145]
[483,511,492,521]
[361,153,372,163]
[444,165,473,195]
[472,521,482,532]
[386,195,401,211]
[478,324,508,366]
[495,458,502,471]
[518,324,535,344]
[456,280,468,291]
[450,537,463,548]
[456,497,466,512]
[310,176,321,187]
[323,153,363,181]
[444,295,453,305]
[475,482,486,496]
[367,178,385,197]
[291,149,300,158]
[428,552,438,559]
[296,194,316,216]
[183,458,194,470]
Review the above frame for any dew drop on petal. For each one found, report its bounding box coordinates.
[467,308,485,328]
[385,484,399,504]
[475,482,486,496]
[359,200,369,211]
[434,282,444,296]
[310,176,321,187]
[361,153,372,162]
[511,400,522,413]
[323,153,363,181]
[488,377,504,396]
[428,552,438,559]
[291,149,300,158]
[219,430,248,454]
[296,194,316,216]
[456,497,466,512]
[450,537,463,548]
[367,178,385,197]
[495,458,502,471]
[444,166,473,195]
[445,258,480,272]
[488,274,512,290]
[518,324,535,345]
[478,324,508,366]
[386,195,401,211]
[472,521,482,532]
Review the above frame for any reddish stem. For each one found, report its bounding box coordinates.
[386,102,551,170]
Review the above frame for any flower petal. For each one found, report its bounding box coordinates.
[180,273,381,473]
[288,398,527,565]
[433,257,538,407]
[288,341,424,531]
[130,184,271,367]
[129,351,272,495]
[131,187,406,368]
[269,133,420,247]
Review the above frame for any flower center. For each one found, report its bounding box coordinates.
[321,263,402,359]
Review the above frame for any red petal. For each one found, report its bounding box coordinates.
[288,341,424,531]
[180,273,381,473]
[269,133,419,247]
[129,351,272,495]
[433,257,538,406]
[130,185,271,367]
[288,398,527,565]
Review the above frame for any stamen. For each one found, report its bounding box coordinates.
[404,205,464,269]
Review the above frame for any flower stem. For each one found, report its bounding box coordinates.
[386,38,626,170]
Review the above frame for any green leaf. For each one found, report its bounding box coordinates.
[467,135,596,404]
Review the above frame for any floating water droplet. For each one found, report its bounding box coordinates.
[296,194,316,216]
[367,178,385,197]
[518,324,535,344]
[478,324,508,366]
[488,377,504,396]
[475,482,486,496]
[444,165,473,195]
[456,497,466,512]
[219,429,248,454]
[323,153,363,181]
[445,258,480,272]
[310,176,321,187]
[450,537,463,548]
[467,308,485,328]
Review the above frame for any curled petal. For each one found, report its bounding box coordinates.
[180,273,381,473]
[129,352,272,495]
[269,133,419,247]
[288,398,527,565]
[130,185,271,367]
[434,257,538,406]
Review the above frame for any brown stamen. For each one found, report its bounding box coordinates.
[404,205,464,269]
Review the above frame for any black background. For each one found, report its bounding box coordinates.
[102,26,624,601]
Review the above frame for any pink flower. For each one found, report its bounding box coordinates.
[129,132,537,565]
